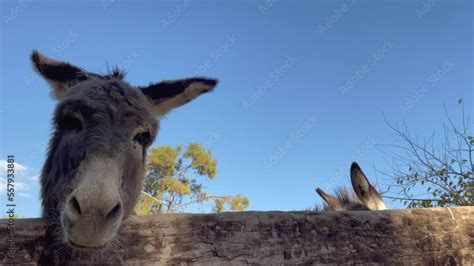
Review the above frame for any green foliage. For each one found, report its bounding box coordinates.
[184,143,217,179]
[213,195,250,212]
[387,100,474,208]
[134,143,249,215]
[134,196,157,216]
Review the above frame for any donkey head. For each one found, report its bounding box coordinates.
[315,162,387,211]
[32,51,218,250]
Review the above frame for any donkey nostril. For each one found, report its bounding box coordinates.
[70,196,82,215]
[106,203,122,220]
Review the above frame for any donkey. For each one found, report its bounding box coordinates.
[32,51,218,255]
[315,162,387,211]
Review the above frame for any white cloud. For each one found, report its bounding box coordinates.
[0,179,29,192]
[15,182,29,190]
[0,160,28,173]
[28,174,40,181]
[0,160,38,193]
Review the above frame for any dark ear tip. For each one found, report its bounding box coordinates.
[315,187,325,197]
[31,50,40,63]
[30,50,45,72]
[351,162,361,172]
[199,77,218,87]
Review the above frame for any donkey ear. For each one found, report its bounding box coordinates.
[139,77,218,118]
[31,50,99,101]
[315,187,339,208]
[350,162,387,210]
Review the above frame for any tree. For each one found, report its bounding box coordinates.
[383,100,473,208]
[134,143,249,215]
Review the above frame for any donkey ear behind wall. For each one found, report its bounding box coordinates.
[315,187,339,207]
[139,78,218,119]
[350,162,387,210]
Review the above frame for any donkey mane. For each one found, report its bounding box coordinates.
[315,186,368,211]
[315,162,387,212]
[332,186,358,205]
[105,66,127,80]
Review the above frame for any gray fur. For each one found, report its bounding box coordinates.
[315,162,387,211]
[32,51,217,257]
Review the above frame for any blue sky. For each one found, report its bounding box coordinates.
[0,0,472,217]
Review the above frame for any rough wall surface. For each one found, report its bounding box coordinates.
[1,207,473,265]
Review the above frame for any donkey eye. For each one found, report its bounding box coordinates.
[134,131,151,146]
[59,115,83,131]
